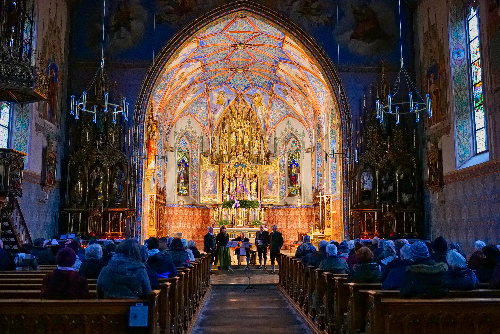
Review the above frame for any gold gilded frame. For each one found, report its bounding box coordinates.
[200,156,219,204]
[260,157,280,204]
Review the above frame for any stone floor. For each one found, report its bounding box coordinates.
[191,285,314,334]
[210,265,279,285]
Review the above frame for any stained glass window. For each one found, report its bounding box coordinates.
[287,149,300,196]
[0,102,10,148]
[467,6,487,154]
[177,144,190,196]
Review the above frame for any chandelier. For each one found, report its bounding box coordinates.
[375,0,432,124]
[69,0,128,124]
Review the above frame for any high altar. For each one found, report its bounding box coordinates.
[139,11,348,245]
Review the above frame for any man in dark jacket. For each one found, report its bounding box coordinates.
[382,244,413,290]
[256,225,270,269]
[270,225,284,274]
[146,237,177,278]
[204,226,216,271]
[306,240,328,269]
[400,241,448,298]
[31,238,56,265]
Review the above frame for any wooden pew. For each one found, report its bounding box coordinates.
[0,278,98,285]
[0,283,97,290]
[366,291,500,334]
[0,290,161,334]
[0,290,98,298]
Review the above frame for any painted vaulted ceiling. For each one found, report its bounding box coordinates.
[152,11,332,137]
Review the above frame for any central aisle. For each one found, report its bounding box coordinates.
[191,285,314,334]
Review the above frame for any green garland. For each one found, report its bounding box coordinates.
[251,220,263,226]
[217,220,231,226]
[222,199,260,209]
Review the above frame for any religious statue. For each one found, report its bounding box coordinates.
[222,174,230,195]
[90,166,104,201]
[112,167,126,203]
[71,165,84,205]
[250,173,258,196]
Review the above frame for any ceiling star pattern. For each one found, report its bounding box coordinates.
[152,11,332,136]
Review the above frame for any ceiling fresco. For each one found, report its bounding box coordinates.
[151,11,332,137]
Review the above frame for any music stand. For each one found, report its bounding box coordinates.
[244,275,255,292]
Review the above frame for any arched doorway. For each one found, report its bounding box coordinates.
[134,1,351,243]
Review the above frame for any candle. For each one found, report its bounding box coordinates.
[387,94,392,113]
[104,92,108,112]
[82,91,87,110]
[70,95,75,115]
[375,99,380,118]
[426,94,432,118]
[125,102,129,121]
[396,106,400,124]
[409,92,413,111]
[93,105,97,123]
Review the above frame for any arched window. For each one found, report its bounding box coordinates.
[467,6,486,154]
[0,102,11,148]
[177,138,190,196]
[287,146,300,196]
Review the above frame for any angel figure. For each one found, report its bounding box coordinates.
[212,90,227,115]
[246,91,267,121]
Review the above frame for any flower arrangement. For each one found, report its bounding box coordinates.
[222,199,260,209]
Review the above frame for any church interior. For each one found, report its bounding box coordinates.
[0,0,500,332]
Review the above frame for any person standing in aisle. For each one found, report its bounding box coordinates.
[270,225,284,274]
[256,225,270,269]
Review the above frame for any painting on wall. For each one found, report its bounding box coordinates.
[421,23,449,132]
[261,157,280,204]
[200,156,218,204]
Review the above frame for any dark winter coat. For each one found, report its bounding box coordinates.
[270,231,284,252]
[399,258,448,298]
[318,256,349,274]
[306,250,328,268]
[32,247,56,265]
[488,265,500,289]
[41,270,90,299]
[256,230,270,247]
[431,251,448,265]
[204,233,216,253]
[475,265,496,283]
[348,262,382,283]
[346,250,357,270]
[147,252,177,278]
[97,254,152,299]
[382,259,413,290]
[165,249,190,268]
[79,259,105,279]
[0,248,14,270]
[382,257,402,281]
[445,268,478,290]
[468,250,485,270]
[189,246,201,258]
[145,263,160,289]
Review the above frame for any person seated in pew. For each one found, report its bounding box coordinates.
[101,240,116,266]
[305,240,328,268]
[140,245,159,289]
[431,236,448,265]
[399,241,449,298]
[346,241,363,270]
[146,237,177,278]
[158,237,169,252]
[378,240,397,270]
[474,245,500,283]
[41,247,90,299]
[381,239,409,281]
[382,244,413,290]
[79,244,105,279]
[0,240,14,270]
[182,239,195,262]
[294,235,316,260]
[468,240,486,271]
[14,243,39,271]
[449,242,467,259]
[165,238,191,268]
[338,240,350,259]
[348,246,382,283]
[318,244,348,274]
[31,238,55,265]
[188,240,201,258]
[445,249,478,290]
[65,240,82,270]
[97,238,152,299]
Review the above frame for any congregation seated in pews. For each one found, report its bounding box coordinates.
[280,235,500,333]
[0,236,211,334]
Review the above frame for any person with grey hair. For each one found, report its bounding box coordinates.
[295,235,316,259]
[469,240,487,270]
[79,244,104,279]
[318,244,348,273]
[182,239,195,262]
[188,240,201,258]
[382,244,413,290]
[445,249,478,290]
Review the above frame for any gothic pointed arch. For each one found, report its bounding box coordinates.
[134,1,352,239]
